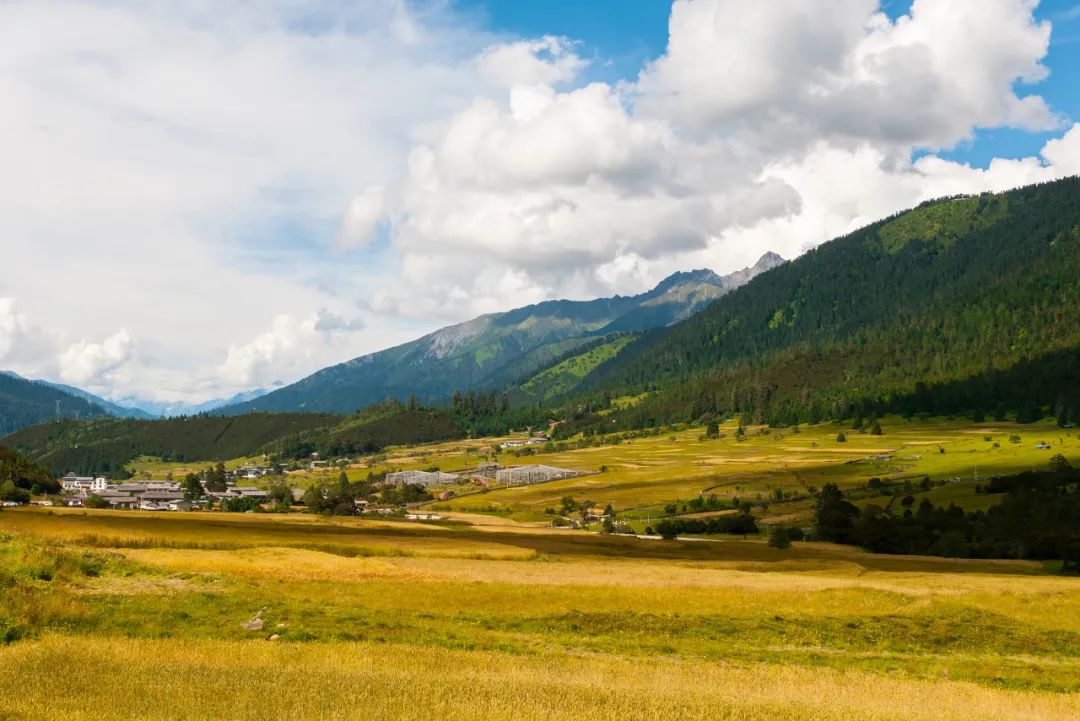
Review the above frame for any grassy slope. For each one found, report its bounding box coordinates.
[433,417,1078,522]
[520,336,634,399]
[1,509,1079,720]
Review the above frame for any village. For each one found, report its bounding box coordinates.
[45,455,584,515]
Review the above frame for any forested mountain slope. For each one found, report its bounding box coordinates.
[0,404,468,478]
[0,372,114,436]
[219,254,782,415]
[576,178,1080,428]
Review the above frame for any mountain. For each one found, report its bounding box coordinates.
[0,403,467,478]
[567,177,1080,429]
[219,254,783,415]
[0,372,114,435]
[116,388,271,418]
[34,380,153,419]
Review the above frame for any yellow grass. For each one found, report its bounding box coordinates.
[2,636,1078,721]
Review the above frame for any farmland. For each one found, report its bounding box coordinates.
[426,417,1080,523]
[2,506,1080,720]
[2,417,1078,720]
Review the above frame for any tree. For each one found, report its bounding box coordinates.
[204,464,227,493]
[836,432,847,443]
[870,421,883,436]
[813,484,859,544]
[182,474,204,501]
[0,480,29,504]
[1049,453,1074,474]
[655,519,679,540]
[85,494,109,509]
[267,483,293,512]
[705,420,720,439]
[223,496,262,513]
[768,527,793,549]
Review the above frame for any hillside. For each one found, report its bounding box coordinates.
[0,405,466,478]
[0,372,114,436]
[571,178,1080,429]
[34,380,153,419]
[218,254,782,415]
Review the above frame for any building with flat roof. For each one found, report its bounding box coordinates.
[495,465,578,486]
[384,470,460,487]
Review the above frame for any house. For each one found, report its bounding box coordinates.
[495,464,579,486]
[526,437,548,445]
[500,440,525,449]
[137,490,185,504]
[102,495,138,509]
[61,473,107,493]
[405,512,442,521]
[167,500,193,512]
[227,487,269,500]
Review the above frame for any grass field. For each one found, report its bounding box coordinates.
[125,418,1079,531]
[1,506,1079,719]
[428,417,1079,523]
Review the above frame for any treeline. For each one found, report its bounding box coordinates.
[0,447,58,502]
[561,178,1080,431]
[652,512,759,539]
[814,456,1080,568]
[448,390,550,438]
[1,414,339,477]
[0,399,491,477]
[274,401,465,460]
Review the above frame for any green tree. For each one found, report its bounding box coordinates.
[84,494,109,509]
[836,432,847,443]
[182,474,204,501]
[705,420,720,439]
[768,527,793,549]
[813,484,859,544]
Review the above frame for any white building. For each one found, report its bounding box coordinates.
[495,465,578,486]
[383,470,460,487]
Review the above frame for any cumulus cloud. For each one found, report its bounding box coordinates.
[349,0,1073,320]
[2,0,1077,402]
[0,298,34,362]
[637,0,1058,147]
[58,330,135,386]
[476,36,587,89]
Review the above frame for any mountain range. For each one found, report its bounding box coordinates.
[573,177,1080,429]
[217,252,785,415]
[5,177,1080,474]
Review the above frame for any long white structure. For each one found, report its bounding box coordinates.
[495,465,578,486]
[384,470,460,487]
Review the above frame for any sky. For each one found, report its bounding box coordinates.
[1,0,1079,407]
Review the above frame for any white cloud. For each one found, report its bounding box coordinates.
[0,298,34,362]
[1,0,1077,403]
[636,0,1058,148]
[475,36,587,89]
[58,330,134,387]
[351,0,1072,321]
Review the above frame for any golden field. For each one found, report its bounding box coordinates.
[2,502,1080,720]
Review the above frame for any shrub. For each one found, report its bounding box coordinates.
[768,527,793,550]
